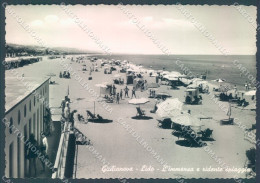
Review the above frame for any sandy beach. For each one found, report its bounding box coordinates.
[5,55,255,179]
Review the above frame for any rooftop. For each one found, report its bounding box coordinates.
[5,56,54,113]
[5,76,49,113]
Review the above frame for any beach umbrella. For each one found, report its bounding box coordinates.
[151,73,158,77]
[178,74,188,78]
[128,98,149,105]
[167,77,179,81]
[148,69,154,73]
[226,89,237,96]
[156,98,183,118]
[157,70,163,73]
[245,90,256,96]
[162,71,170,75]
[95,83,107,87]
[187,84,198,89]
[95,82,109,95]
[171,114,202,127]
[213,78,226,83]
[127,68,135,72]
[156,92,171,98]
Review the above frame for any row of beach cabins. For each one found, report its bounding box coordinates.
[4,56,42,70]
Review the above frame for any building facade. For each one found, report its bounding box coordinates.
[5,78,49,178]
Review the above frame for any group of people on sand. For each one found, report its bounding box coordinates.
[104,85,137,104]
[59,71,71,78]
[116,86,137,104]
[245,81,252,91]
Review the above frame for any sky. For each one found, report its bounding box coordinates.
[5,5,257,55]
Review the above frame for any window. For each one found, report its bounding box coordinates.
[34,96,36,106]
[9,118,13,134]
[17,137,20,178]
[9,143,13,177]
[29,100,31,112]
[24,105,27,117]
[18,110,21,125]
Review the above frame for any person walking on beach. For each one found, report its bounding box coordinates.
[113,85,117,96]
[234,85,237,93]
[120,89,123,100]
[131,87,136,98]
[124,86,129,97]
[27,134,38,177]
[245,81,249,90]
[116,93,120,104]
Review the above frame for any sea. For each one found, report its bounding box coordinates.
[95,54,256,89]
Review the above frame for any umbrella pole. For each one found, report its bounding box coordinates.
[94,101,95,115]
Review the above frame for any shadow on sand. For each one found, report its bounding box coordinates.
[175,140,206,148]
[87,119,113,123]
[131,116,153,120]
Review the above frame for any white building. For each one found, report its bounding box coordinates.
[5,77,50,178]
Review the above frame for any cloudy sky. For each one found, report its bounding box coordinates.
[5,5,256,55]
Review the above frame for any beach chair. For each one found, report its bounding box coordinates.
[201,128,213,139]
[106,97,114,103]
[136,107,145,117]
[86,110,96,120]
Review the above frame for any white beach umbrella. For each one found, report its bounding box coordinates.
[187,84,198,89]
[245,90,256,96]
[212,78,226,83]
[128,98,149,105]
[171,114,202,127]
[162,71,170,75]
[156,98,183,118]
[167,77,179,81]
[156,92,171,98]
[95,84,107,88]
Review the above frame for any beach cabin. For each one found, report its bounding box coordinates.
[127,74,134,85]
[185,88,200,104]
[100,84,112,96]
[168,78,181,88]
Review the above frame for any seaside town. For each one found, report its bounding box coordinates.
[3,4,256,180]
